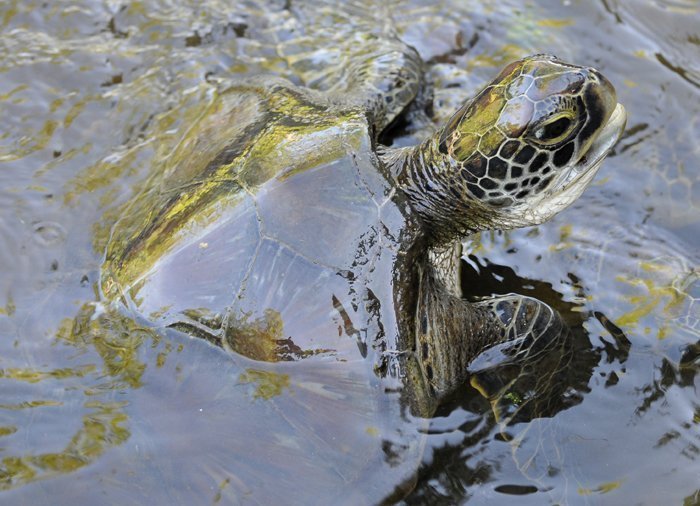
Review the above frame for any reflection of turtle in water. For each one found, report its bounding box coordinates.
[100,32,625,500]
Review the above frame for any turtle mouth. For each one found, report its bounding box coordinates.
[553,102,627,191]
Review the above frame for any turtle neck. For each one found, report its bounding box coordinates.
[379,136,501,245]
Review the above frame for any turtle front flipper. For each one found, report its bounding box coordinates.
[469,294,565,368]
[467,295,578,427]
[410,264,569,416]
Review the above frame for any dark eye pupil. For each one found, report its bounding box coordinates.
[539,117,572,140]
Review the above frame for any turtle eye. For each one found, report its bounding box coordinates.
[531,114,575,145]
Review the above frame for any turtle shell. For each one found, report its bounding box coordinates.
[101,76,426,502]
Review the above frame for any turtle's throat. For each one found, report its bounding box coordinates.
[381,137,497,243]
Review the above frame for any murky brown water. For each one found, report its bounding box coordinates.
[1,0,698,504]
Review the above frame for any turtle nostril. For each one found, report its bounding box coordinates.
[587,68,601,83]
[588,68,616,96]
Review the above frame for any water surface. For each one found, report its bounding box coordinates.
[0,0,698,504]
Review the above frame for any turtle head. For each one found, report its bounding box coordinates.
[436,54,626,229]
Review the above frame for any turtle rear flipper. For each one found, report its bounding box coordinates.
[327,38,423,132]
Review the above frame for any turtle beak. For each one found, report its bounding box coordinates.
[560,69,627,187]
[591,68,618,117]
[553,102,626,191]
[581,102,626,170]
[535,97,625,223]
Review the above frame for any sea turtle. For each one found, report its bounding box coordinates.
[100,34,626,501]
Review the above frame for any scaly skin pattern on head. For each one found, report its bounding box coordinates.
[382,54,624,245]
